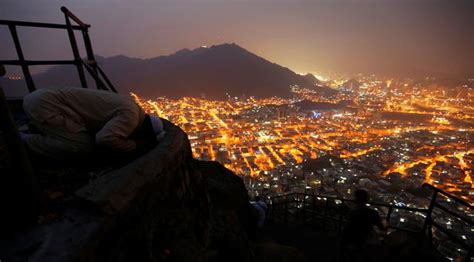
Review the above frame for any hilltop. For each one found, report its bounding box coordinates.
[29,43,336,99]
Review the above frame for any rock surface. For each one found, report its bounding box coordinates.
[0,120,259,262]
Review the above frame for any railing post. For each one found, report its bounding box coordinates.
[63,12,88,89]
[338,199,344,234]
[8,25,36,92]
[81,61,105,88]
[423,190,438,241]
[271,197,275,221]
[324,197,329,229]
[265,190,471,260]
[81,28,104,90]
[97,66,117,93]
[302,193,306,224]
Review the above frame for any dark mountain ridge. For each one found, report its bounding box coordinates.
[29,43,336,99]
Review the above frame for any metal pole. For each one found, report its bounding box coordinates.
[63,13,88,89]
[423,190,438,241]
[82,28,104,90]
[97,66,118,93]
[302,193,306,223]
[8,25,36,93]
[81,61,106,90]
[338,199,344,234]
[324,198,329,229]
[0,19,85,30]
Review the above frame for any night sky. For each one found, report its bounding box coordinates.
[1,0,473,77]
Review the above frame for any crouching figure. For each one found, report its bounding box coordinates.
[21,87,164,161]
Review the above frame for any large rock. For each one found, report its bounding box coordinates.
[76,120,211,262]
[1,120,210,262]
[198,161,257,261]
[1,120,260,262]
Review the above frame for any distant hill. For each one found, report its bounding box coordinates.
[301,73,322,85]
[27,43,336,99]
[341,79,361,90]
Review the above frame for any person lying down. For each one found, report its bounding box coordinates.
[21,87,165,161]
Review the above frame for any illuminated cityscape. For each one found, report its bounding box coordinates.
[132,74,474,206]
[1,1,473,261]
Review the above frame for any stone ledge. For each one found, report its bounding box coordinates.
[75,119,192,214]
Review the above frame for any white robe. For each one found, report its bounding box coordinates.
[23,87,145,159]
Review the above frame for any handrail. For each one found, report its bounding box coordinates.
[433,202,473,226]
[96,65,117,93]
[267,185,473,261]
[80,60,117,92]
[0,7,117,93]
[0,19,84,30]
[60,6,89,28]
[0,60,77,66]
[422,183,473,208]
[270,199,427,213]
[270,192,427,213]
[62,6,88,89]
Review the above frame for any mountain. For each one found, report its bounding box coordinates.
[301,73,322,85]
[31,43,336,99]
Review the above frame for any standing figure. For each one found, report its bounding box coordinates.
[342,189,386,247]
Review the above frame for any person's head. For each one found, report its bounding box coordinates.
[131,114,164,142]
[255,196,261,202]
[354,189,369,205]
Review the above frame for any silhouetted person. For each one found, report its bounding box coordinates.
[342,190,386,247]
[252,196,268,228]
[21,87,165,161]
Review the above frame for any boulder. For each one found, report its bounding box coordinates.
[1,120,260,262]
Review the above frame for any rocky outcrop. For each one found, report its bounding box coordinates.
[198,161,257,261]
[77,120,210,262]
[0,119,257,262]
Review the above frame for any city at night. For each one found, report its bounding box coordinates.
[132,73,474,203]
[0,1,473,261]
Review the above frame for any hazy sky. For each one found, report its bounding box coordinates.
[1,0,473,78]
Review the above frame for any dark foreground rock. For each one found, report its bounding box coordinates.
[198,161,256,261]
[1,120,210,261]
[1,119,302,262]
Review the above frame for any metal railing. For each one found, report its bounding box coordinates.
[0,6,117,93]
[0,7,118,228]
[422,183,473,260]
[267,183,473,261]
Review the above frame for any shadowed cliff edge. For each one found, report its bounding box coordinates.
[0,116,303,262]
